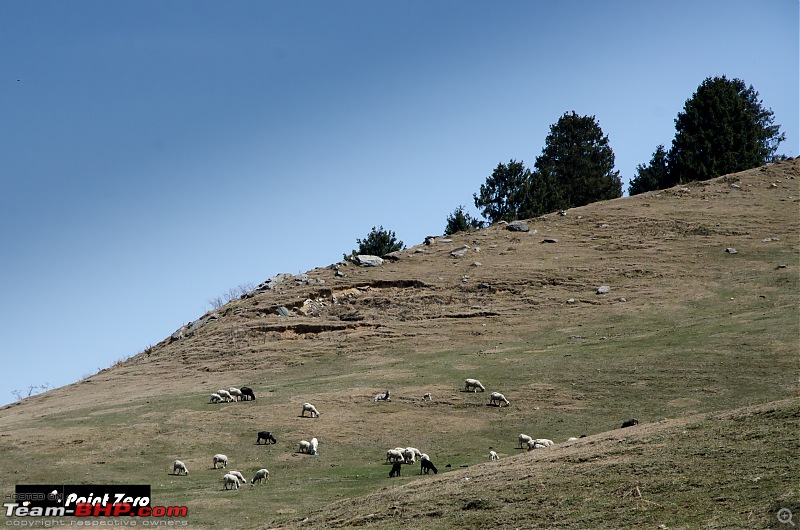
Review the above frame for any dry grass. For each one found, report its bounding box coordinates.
[0,159,798,529]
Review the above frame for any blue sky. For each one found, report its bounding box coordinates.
[1,1,797,406]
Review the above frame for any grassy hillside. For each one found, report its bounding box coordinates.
[0,159,797,529]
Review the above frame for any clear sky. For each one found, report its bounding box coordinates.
[1,1,797,406]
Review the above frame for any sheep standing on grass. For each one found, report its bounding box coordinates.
[489,451,499,461]
[212,454,228,469]
[301,403,320,417]
[228,471,246,484]
[298,440,312,454]
[217,389,234,403]
[240,387,256,401]
[464,378,486,392]
[386,449,404,463]
[222,473,240,490]
[172,460,188,475]
[310,437,319,455]
[389,462,402,478]
[420,459,438,474]
[228,387,243,401]
[257,431,277,445]
[251,469,269,485]
[518,434,533,449]
[209,393,223,404]
[489,392,510,407]
[621,418,639,428]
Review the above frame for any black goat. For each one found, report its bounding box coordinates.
[240,387,256,401]
[256,431,277,445]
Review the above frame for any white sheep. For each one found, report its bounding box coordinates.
[489,391,510,407]
[172,460,188,475]
[217,389,234,403]
[222,473,240,490]
[310,437,319,455]
[228,470,246,484]
[374,389,391,402]
[566,437,579,442]
[489,451,499,461]
[386,449,404,463]
[527,438,555,451]
[212,454,228,469]
[403,447,422,465]
[518,434,533,449]
[228,387,243,401]
[422,392,432,401]
[301,403,320,417]
[420,453,430,462]
[209,393,222,404]
[251,469,269,485]
[298,440,312,454]
[464,378,486,392]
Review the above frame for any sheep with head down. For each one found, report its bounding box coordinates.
[464,378,486,392]
[301,403,320,417]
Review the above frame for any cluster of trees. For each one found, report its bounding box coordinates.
[349,76,785,256]
[629,76,785,194]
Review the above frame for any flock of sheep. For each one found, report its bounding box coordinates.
[174,377,638,490]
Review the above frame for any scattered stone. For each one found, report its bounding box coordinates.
[596,285,611,295]
[424,236,436,245]
[507,220,530,232]
[776,264,787,269]
[439,238,453,243]
[617,297,627,302]
[450,246,470,258]
[762,237,780,242]
[542,238,559,244]
[566,298,576,304]
[471,262,482,267]
[725,248,737,254]
[276,307,291,317]
[559,210,567,216]
[353,255,384,267]
[730,183,741,190]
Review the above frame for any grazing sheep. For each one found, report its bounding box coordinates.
[217,389,234,403]
[310,437,319,455]
[229,471,246,484]
[420,459,438,474]
[422,392,432,401]
[228,387,243,401]
[172,460,188,475]
[209,393,223,404]
[240,386,256,401]
[489,391,510,407]
[489,451,499,461]
[420,453,430,462]
[301,403,320,417]
[403,448,416,465]
[518,434,533,449]
[374,389,391,402]
[464,378,486,392]
[298,440,312,454]
[222,473,240,490]
[386,449,404,463]
[212,454,228,469]
[251,469,269,484]
[621,418,639,428]
[257,431,277,445]
[389,462,402,478]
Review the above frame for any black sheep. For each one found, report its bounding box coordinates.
[256,431,277,444]
[420,459,438,474]
[240,387,256,401]
[621,418,639,428]
[389,462,402,478]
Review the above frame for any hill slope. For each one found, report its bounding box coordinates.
[0,159,798,529]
